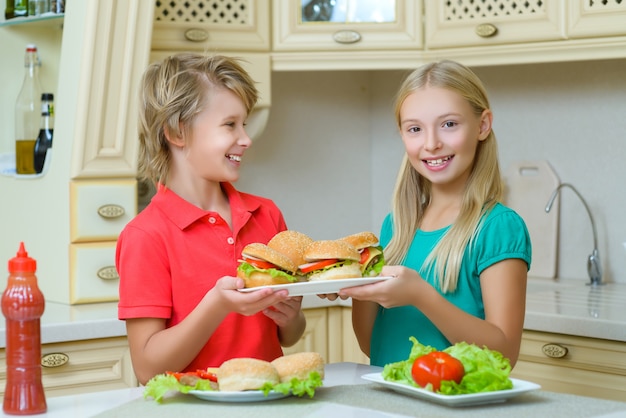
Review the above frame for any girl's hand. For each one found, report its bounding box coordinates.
[211,276,290,316]
[338,266,424,308]
[263,296,303,327]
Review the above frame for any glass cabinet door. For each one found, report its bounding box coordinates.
[273,0,422,51]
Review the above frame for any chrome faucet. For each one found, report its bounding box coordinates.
[545,183,602,286]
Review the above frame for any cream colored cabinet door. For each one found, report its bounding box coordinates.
[0,337,137,398]
[273,0,423,52]
[70,0,154,179]
[568,0,626,39]
[424,0,565,49]
[152,0,270,51]
[510,330,626,402]
[283,308,328,361]
[340,307,370,364]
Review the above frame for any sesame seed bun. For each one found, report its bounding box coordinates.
[241,242,298,273]
[217,358,279,392]
[271,352,325,383]
[339,231,379,250]
[268,230,314,267]
[304,240,360,262]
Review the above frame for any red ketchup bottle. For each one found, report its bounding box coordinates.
[2,243,47,415]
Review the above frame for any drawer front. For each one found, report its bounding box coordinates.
[0,337,137,398]
[70,242,120,304]
[70,180,137,243]
[510,330,626,402]
[517,331,626,374]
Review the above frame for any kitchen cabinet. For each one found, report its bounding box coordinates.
[510,330,626,402]
[0,0,154,305]
[272,1,626,70]
[151,0,270,52]
[423,0,565,49]
[568,0,626,39]
[272,0,423,52]
[283,306,369,365]
[0,336,137,398]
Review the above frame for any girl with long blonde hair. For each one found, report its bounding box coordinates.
[341,60,531,367]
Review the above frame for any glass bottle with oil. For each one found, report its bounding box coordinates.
[15,44,42,175]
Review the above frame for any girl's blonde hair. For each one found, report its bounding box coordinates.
[386,60,503,293]
[137,53,259,186]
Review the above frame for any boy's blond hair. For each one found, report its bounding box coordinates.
[137,53,259,187]
[386,60,503,293]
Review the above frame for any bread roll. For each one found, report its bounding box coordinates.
[268,230,314,267]
[271,352,325,382]
[339,231,379,250]
[217,358,279,391]
[304,240,360,262]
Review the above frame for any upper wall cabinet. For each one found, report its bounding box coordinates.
[568,0,626,39]
[272,0,423,52]
[151,0,270,51]
[424,0,565,49]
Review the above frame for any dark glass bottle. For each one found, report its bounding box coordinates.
[5,0,15,19]
[1,242,47,415]
[33,93,54,174]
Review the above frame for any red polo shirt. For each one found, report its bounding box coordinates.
[116,182,288,370]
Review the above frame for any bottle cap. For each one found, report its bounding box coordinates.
[41,93,54,101]
[26,43,37,52]
[8,242,37,273]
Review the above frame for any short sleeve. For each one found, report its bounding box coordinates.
[473,206,532,275]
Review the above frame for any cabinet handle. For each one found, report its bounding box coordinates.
[185,28,209,42]
[333,30,361,44]
[41,352,69,368]
[541,343,568,358]
[475,23,498,38]
[97,266,119,281]
[97,204,125,219]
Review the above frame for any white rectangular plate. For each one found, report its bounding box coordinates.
[188,389,290,403]
[238,276,393,297]
[361,373,540,407]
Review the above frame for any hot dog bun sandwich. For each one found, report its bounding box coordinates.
[299,240,362,281]
[237,243,299,287]
[268,230,314,279]
[340,231,385,277]
[217,358,280,392]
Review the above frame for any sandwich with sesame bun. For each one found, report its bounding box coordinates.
[237,242,299,287]
[268,230,314,280]
[339,231,385,277]
[299,240,362,281]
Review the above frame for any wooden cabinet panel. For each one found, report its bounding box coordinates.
[273,0,423,52]
[283,308,328,361]
[70,242,119,304]
[151,0,270,51]
[510,330,626,402]
[424,0,565,49]
[0,337,137,398]
[70,180,137,242]
[568,0,626,39]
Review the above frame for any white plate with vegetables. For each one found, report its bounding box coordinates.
[361,373,540,407]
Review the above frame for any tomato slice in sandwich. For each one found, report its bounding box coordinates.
[359,248,370,265]
[299,259,339,274]
[243,256,277,270]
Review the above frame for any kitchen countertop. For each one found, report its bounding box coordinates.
[1,277,625,348]
[2,362,624,418]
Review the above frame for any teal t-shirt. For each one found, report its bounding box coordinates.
[369,203,531,366]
